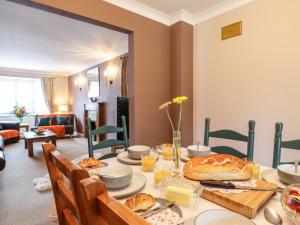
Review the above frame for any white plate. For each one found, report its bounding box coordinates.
[108,171,146,199]
[261,169,286,189]
[195,209,256,225]
[117,151,158,165]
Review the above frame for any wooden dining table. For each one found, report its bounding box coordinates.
[99,155,293,225]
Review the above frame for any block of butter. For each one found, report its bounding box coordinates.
[160,177,202,207]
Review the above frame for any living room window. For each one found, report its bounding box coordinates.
[0,76,49,115]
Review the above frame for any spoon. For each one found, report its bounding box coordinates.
[264,207,283,225]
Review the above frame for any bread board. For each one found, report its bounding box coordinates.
[201,179,277,219]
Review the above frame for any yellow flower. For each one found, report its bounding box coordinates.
[172,96,188,104]
[159,101,172,110]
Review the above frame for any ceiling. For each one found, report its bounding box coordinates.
[0,1,128,76]
[104,0,254,25]
[130,0,225,14]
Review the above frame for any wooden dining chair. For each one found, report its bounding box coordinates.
[43,143,149,225]
[204,118,255,159]
[272,122,300,168]
[42,143,90,225]
[87,115,128,159]
[75,177,150,225]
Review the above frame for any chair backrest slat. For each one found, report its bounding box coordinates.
[57,180,77,214]
[209,146,247,159]
[43,144,90,225]
[76,177,150,225]
[88,115,129,158]
[91,126,124,135]
[63,209,79,225]
[273,123,300,168]
[209,130,248,142]
[204,118,255,159]
[281,140,300,150]
[92,139,126,150]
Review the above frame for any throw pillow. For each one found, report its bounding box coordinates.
[0,123,2,130]
[37,117,51,126]
[56,116,71,125]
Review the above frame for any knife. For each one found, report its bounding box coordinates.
[140,201,175,219]
[200,181,277,191]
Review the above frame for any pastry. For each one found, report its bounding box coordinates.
[125,193,156,211]
[183,154,252,181]
[79,158,101,168]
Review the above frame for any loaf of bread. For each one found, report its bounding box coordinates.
[125,193,156,211]
[183,154,252,181]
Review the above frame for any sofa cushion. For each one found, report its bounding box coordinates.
[0,130,20,141]
[0,123,2,130]
[56,116,71,125]
[37,117,51,126]
[40,125,65,138]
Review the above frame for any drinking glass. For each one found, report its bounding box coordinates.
[141,151,156,172]
[244,158,260,179]
[162,143,173,160]
[153,161,173,188]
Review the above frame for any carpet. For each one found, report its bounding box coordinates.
[0,137,107,225]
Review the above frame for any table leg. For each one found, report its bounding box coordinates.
[52,138,56,146]
[28,141,33,157]
[24,139,27,149]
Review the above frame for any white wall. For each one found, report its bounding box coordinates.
[193,0,300,166]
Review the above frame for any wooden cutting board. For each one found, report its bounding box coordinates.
[201,180,277,219]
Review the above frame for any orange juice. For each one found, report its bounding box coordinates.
[141,155,156,171]
[154,170,172,187]
[162,144,173,160]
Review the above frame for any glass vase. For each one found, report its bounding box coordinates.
[172,130,181,170]
[19,117,23,124]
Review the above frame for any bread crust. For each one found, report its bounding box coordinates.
[183,154,252,181]
[125,193,156,211]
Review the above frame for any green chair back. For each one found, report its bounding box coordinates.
[204,118,255,159]
[272,122,300,168]
[87,115,128,158]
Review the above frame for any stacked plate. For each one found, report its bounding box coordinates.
[117,145,158,165]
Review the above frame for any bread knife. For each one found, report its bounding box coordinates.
[200,181,277,191]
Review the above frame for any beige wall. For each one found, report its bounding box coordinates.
[194,0,300,166]
[53,76,69,112]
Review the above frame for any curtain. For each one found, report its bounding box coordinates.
[41,78,54,113]
[120,56,128,97]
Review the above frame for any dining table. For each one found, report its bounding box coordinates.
[96,154,293,225]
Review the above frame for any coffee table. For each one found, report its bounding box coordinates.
[23,130,57,157]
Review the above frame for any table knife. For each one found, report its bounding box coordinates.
[200,181,277,191]
[140,201,175,219]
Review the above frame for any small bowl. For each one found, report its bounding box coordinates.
[187,145,211,158]
[33,129,45,135]
[128,145,150,160]
[98,164,133,189]
[281,184,300,224]
[278,164,300,184]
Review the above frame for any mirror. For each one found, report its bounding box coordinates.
[86,66,100,101]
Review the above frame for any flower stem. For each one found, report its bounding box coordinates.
[166,108,175,132]
[177,103,182,131]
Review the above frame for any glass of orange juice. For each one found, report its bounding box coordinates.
[244,158,260,179]
[162,144,173,160]
[154,161,173,188]
[141,151,156,172]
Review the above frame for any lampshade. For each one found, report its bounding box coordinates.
[58,104,68,112]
